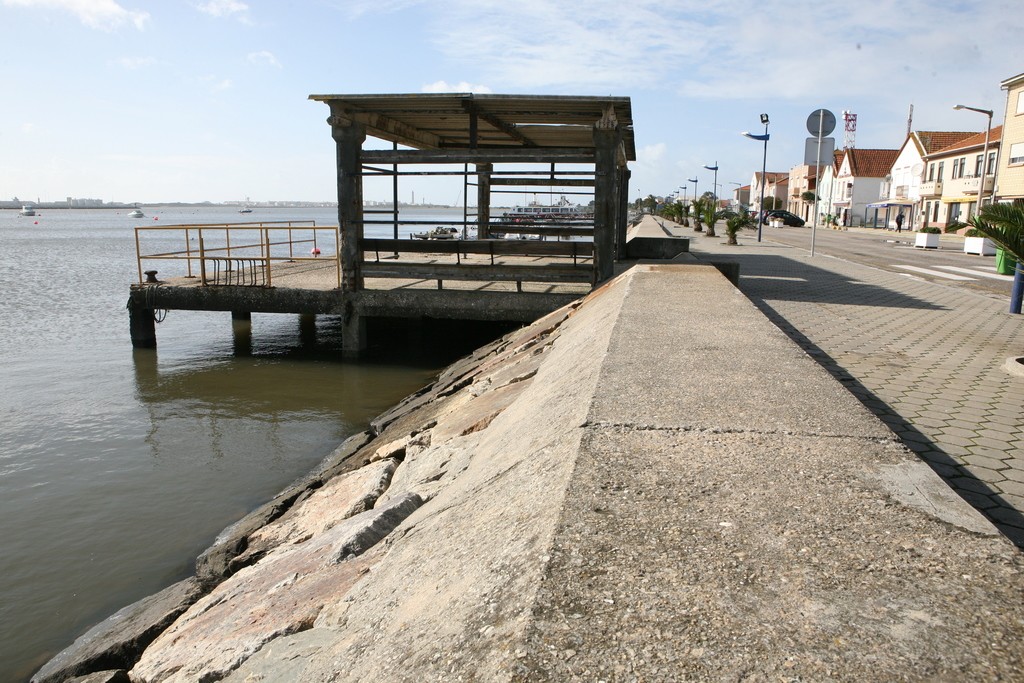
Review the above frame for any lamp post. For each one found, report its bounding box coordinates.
[687,177,698,201]
[703,162,719,207]
[742,113,770,242]
[953,104,994,218]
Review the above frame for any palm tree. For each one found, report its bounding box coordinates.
[946,202,1023,264]
[724,209,755,245]
[702,200,727,238]
[690,197,706,232]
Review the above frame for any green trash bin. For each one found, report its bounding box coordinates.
[996,247,1018,275]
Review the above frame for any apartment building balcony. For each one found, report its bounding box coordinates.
[919,180,942,197]
[957,174,995,195]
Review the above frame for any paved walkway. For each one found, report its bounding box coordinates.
[671,220,1024,547]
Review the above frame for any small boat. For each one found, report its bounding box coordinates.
[239,208,253,214]
[19,205,36,216]
[411,226,459,240]
[128,208,144,218]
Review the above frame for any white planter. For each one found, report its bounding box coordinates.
[915,232,940,249]
[964,236,995,256]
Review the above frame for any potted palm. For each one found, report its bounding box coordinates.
[946,202,1024,322]
[915,226,941,249]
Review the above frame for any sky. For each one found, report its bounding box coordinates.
[0,0,1019,205]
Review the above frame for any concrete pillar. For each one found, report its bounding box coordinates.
[129,303,157,348]
[330,112,366,292]
[341,300,366,358]
[299,313,317,346]
[617,168,631,259]
[231,310,251,321]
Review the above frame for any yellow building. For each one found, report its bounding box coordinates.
[997,71,1024,201]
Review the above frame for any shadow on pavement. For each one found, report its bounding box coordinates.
[746,295,1024,549]
[710,253,946,310]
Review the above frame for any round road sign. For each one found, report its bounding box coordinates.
[807,109,836,137]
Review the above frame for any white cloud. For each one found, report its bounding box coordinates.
[421,80,492,94]
[247,51,282,69]
[195,0,249,20]
[110,56,156,69]
[200,75,233,92]
[21,123,37,134]
[3,0,150,30]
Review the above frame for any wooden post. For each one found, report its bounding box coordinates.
[330,113,366,292]
[593,108,621,283]
[477,163,492,238]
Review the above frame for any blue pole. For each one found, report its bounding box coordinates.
[1011,263,1023,315]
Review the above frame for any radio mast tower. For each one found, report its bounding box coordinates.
[843,110,857,149]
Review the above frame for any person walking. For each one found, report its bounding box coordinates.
[895,211,904,233]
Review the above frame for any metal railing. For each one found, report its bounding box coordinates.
[134,220,340,288]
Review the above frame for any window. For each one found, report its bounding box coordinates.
[975,154,983,177]
[1017,91,1024,115]
[937,161,944,180]
[928,163,935,181]
[988,151,996,174]
[932,200,939,223]
[1009,142,1024,166]
[951,158,961,179]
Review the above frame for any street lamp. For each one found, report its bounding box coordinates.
[953,104,994,218]
[742,113,770,242]
[687,177,698,201]
[679,185,687,202]
[703,162,719,206]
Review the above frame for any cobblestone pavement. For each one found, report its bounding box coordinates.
[686,228,1024,547]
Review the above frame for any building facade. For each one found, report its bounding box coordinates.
[921,127,1001,228]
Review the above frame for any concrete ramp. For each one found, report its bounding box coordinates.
[38,264,1024,682]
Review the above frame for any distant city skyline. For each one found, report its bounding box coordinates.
[1,0,1018,204]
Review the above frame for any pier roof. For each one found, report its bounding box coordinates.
[308,93,635,160]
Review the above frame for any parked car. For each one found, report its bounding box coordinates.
[761,210,806,227]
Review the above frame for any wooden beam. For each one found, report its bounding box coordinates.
[491,178,595,187]
[463,101,537,147]
[362,261,593,283]
[360,149,596,165]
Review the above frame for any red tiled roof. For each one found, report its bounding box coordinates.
[756,172,788,183]
[846,148,899,179]
[928,126,1002,156]
[831,150,845,172]
[915,130,978,155]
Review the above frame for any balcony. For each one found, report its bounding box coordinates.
[960,174,995,195]
[919,179,942,197]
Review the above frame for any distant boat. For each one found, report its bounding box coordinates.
[239,207,253,214]
[19,205,36,216]
[411,226,459,240]
[128,208,145,218]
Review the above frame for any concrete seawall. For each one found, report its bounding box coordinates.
[35,262,1024,682]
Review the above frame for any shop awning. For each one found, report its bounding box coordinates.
[942,197,976,203]
[867,200,916,208]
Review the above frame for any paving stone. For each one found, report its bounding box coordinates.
[956,489,1000,510]
[949,475,1001,496]
[967,445,1014,462]
[938,426,983,441]
[937,434,978,449]
[959,463,1006,486]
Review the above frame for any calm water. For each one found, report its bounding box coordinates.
[0,205,491,681]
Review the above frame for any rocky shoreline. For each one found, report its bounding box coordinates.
[33,262,1024,682]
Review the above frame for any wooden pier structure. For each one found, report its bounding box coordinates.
[128,94,637,355]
